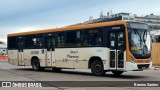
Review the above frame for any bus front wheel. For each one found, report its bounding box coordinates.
[91,60,106,76]
[31,59,44,71]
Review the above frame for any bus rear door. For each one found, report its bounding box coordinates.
[46,36,56,67]
[17,37,24,66]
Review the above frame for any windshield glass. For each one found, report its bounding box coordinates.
[128,23,151,59]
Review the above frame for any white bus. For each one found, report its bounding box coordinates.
[7,20,152,76]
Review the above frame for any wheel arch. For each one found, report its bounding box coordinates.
[31,56,39,65]
[88,56,102,69]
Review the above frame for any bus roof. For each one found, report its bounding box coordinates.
[8,20,129,37]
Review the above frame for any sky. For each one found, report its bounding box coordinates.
[0,0,160,43]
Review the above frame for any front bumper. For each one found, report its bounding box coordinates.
[125,62,152,71]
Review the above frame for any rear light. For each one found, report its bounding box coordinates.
[119,60,123,66]
[111,61,115,65]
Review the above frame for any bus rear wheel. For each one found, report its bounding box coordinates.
[91,60,106,76]
[112,71,123,76]
[31,58,44,71]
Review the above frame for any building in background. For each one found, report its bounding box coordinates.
[73,12,160,36]
[135,14,160,35]
[69,12,135,26]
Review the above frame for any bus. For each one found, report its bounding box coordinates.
[7,20,152,76]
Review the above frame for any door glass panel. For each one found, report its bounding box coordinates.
[110,51,116,68]
[47,38,51,51]
[110,33,116,49]
[46,38,55,51]
[18,40,23,52]
[117,50,124,68]
[118,32,125,50]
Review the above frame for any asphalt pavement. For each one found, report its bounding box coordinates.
[0,60,160,90]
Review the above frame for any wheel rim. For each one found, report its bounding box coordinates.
[94,64,102,73]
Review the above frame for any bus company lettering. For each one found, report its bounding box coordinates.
[112,27,120,30]
[31,51,39,54]
[70,50,78,54]
[67,50,79,58]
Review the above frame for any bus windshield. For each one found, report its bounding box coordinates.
[128,22,151,59]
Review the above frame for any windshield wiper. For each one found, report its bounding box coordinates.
[143,30,147,43]
[130,29,143,54]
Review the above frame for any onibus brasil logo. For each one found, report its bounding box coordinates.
[1,82,42,87]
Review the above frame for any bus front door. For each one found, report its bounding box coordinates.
[109,32,125,70]
[46,37,56,67]
[18,37,24,66]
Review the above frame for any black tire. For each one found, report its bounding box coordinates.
[112,71,124,76]
[91,60,106,76]
[31,58,44,71]
[52,68,61,72]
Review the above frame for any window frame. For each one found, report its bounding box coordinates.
[65,30,83,48]
[7,36,17,50]
[83,28,103,47]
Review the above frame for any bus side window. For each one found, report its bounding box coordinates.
[66,30,83,47]
[25,35,43,49]
[84,29,102,47]
[32,38,37,47]
[8,37,17,49]
[25,35,36,48]
[57,32,65,47]
[36,38,43,47]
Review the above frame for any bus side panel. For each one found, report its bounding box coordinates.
[8,50,18,65]
[55,48,74,68]
[55,48,109,70]
[78,48,109,70]
[23,49,46,66]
